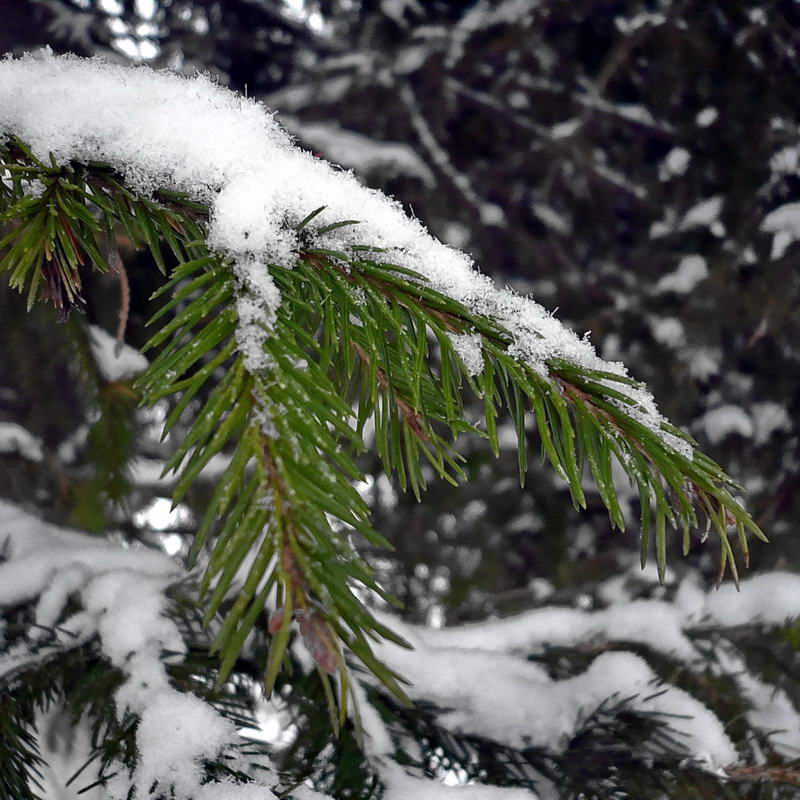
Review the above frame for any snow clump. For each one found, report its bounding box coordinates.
[655,255,708,294]
[90,324,149,381]
[0,422,44,462]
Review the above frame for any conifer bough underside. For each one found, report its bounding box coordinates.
[0,52,765,717]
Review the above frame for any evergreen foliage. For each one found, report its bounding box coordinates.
[1,4,800,798]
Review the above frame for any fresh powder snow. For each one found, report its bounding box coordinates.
[0,501,291,799]
[369,567,800,769]
[0,50,690,458]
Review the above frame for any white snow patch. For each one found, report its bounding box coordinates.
[6,501,800,791]
[580,97,659,129]
[449,332,484,375]
[231,258,281,372]
[383,768,536,799]
[32,563,90,638]
[649,210,675,239]
[649,316,686,349]
[0,422,44,461]
[32,711,105,800]
[703,572,800,629]
[531,202,571,234]
[375,629,736,767]
[770,145,800,176]
[699,405,753,445]
[440,221,470,248]
[281,116,435,186]
[679,196,723,230]
[380,0,424,25]
[0,501,294,800]
[394,44,429,74]
[528,576,554,601]
[696,107,718,127]
[351,679,537,798]
[655,255,708,294]
[369,569,800,767]
[90,324,149,381]
[83,570,186,670]
[716,647,800,760]
[397,599,696,662]
[550,118,581,139]
[659,146,690,180]
[761,202,800,259]
[687,347,721,381]
[0,501,175,609]
[446,0,540,67]
[133,692,237,796]
[616,12,666,34]
[751,401,791,445]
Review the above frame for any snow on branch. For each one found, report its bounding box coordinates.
[279,115,436,186]
[4,499,789,796]
[376,636,738,769]
[368,568,800,771]
[387,571,800,659]
[0,49,680,451]
[1,507,798,791]
[0,502,555,798]
[0,501,312,799]
[0,49,770,769]
[0,422,44,462]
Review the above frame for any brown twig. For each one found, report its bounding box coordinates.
[112,248,130,348]
[259,429,342,675]
[726,764,800,786]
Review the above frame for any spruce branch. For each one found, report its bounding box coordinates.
[0,135,766,721]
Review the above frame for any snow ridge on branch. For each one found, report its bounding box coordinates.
[0,49,680,451]
[4,503,799,797]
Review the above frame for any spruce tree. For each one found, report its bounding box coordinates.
[1,49,799,800]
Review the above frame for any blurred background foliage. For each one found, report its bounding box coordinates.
[1,0,798,631]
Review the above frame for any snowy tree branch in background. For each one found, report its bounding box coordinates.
[0,501,327,799]
[3,501,800,798]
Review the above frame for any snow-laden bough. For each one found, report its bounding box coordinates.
[0,48,686,454]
